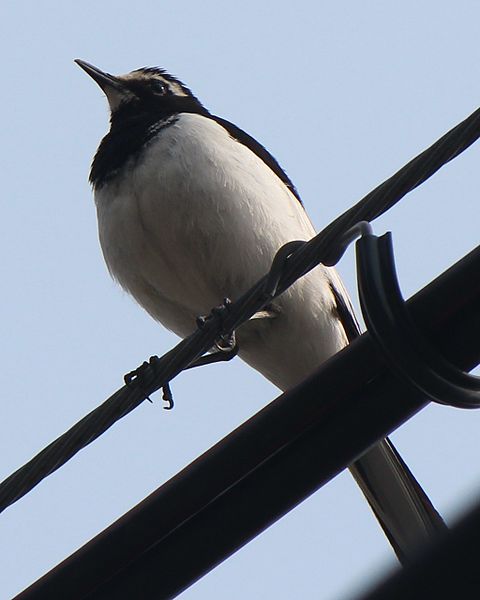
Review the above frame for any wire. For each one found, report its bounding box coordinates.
[357,232,480,408]
[1,102,480,515]
[16,243,480,600]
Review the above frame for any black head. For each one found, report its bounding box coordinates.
[76,59,302,204]
[75,60,211,188]
[75,60,209,124]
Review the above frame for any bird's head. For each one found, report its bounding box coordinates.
[75,59,207,121]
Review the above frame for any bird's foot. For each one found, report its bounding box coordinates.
[191,298,238,367]
[124,356,174,410]
[187,334,238,370]
[196,297,233,329]
[161,382,174,410]
[196,297,236,350]
[124,355,159,386]
[123,298,238,411]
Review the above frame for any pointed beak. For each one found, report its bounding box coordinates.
[75,59,132,112]
[75,59,125,93]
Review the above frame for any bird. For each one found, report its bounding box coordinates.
[75,59,446,563]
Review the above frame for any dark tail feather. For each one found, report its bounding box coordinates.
[329,280,446,563]
[349,438,447,564]
[330,283,447,564]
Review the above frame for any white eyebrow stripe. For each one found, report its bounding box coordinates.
[119,72,188,97]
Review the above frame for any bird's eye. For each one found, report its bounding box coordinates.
[151,80,168,95]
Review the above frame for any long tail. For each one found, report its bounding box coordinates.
[329,279,447,564]
[350,439,447,563]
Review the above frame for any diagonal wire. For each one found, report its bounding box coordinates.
[1,104,480,515]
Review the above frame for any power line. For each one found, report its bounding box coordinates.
[2,102,480,515]
[15,242,480,599]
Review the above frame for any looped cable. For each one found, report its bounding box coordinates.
[263,240,306,299]
[356,231,480,409]
[323,221,373,266]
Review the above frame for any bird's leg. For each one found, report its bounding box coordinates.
[190,297,239,368]
[196,297,233,330]
[124,355,175,410]
[161,382,174,410]
[123,355,173,407]
[186,334,238,369]
[124,358,154,387]
[123,299,239,410]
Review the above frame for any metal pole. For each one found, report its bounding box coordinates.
[15,245,480,600]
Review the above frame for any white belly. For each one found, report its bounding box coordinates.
[95,113,349,389]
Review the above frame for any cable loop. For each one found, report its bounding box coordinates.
[356,232,480,409]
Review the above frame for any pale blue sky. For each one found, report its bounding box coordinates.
[1,2,480,598]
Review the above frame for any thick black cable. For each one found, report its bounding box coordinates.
[357,233,480,408]
[14,244,480,600]
[1,102,480,515]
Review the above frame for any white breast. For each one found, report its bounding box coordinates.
[95,113,349,389]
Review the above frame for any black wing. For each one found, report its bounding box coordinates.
[329,282,361,342]
[213,116,303,205]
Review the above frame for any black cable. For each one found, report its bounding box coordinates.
[357,232,480,408]
[1,101,480,515]
[14,243,480,600]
